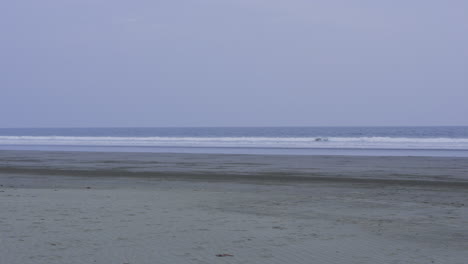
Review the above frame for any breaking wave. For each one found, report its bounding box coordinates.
[1,136,468,150]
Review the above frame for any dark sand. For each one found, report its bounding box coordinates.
[1,150,468,185]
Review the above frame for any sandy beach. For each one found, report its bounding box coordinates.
[1,150,467,264]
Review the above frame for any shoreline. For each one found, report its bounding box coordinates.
[1,150,468,186]
[2,144,468,157]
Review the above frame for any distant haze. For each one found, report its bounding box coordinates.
[1,1,467,127]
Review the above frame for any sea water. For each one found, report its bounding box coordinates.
[0,127,467,157]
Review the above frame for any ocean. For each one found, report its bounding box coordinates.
[0,127,467,157]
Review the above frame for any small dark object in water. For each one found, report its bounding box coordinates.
[216,253,233,257]
[86,186,91,189]
[315,137,328,142]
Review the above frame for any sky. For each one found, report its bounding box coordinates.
[1,0,467,127]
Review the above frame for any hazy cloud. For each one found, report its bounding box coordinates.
[0,0,467,127]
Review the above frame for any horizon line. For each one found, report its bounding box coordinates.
[0,125,467,129]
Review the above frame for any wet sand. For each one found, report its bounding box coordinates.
[1,150,467,264]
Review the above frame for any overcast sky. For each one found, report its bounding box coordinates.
[1,0,467,127]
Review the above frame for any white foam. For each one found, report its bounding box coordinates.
[1,136,468,150]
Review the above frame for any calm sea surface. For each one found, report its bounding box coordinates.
[0,127,467,157]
